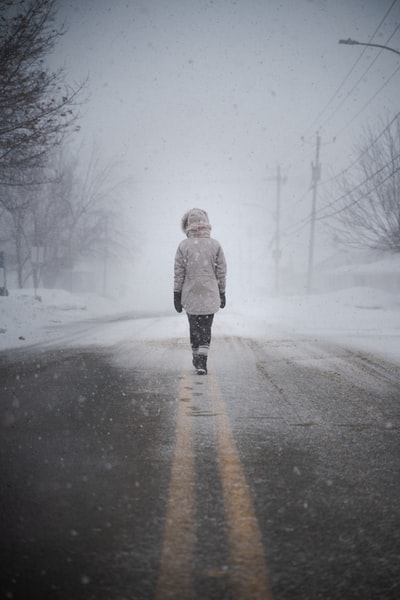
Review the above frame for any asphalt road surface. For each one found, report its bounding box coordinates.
[1,322,399,599]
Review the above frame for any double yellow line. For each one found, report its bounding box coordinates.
[154,373,196,599]
[154,370,273,600]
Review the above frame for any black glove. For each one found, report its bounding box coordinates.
[220,292,226,309]
[174,291,183,313]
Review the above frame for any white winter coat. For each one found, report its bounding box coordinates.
[174,209,227,315]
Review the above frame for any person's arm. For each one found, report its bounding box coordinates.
[173,244,186,312]
[215,245,227,307]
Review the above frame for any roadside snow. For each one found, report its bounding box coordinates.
[1,286,400,366]
[0,289,116,350]
[217,287,400,365]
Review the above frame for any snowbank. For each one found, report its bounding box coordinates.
[218,287,400,365]
[0,289,117,350]
[1,286,400,366]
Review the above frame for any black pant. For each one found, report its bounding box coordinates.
[187,314,214,356]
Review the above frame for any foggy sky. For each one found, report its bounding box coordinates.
[53,0,400,303]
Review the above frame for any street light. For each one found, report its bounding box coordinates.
[339,38,400,57]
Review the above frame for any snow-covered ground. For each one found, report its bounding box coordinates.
[1,285,400,366]
[227,287,400,365]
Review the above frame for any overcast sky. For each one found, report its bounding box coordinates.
[53,0,400,300]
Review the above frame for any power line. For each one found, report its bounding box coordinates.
[275,3,400,255]
[319,111,400,188]
[317,154,400,221]
[279,117,400,242]
[294,148,400,230]
[334,63,400,136]
[301,0,399,138]
[279,26,400,188]
[319,23,400,131]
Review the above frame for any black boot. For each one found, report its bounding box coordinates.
[196,354,207,375]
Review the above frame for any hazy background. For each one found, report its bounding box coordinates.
[52,0,400,308]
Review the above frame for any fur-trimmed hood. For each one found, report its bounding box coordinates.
[181,208,212,237]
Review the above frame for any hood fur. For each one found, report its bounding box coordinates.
[181,208,211,236]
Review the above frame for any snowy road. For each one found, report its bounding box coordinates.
[1,318,400,600]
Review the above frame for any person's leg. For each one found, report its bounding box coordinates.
[196,314,214,373]
[187,314,214,373]
[187,314,201,368]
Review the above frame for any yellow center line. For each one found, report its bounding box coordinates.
[154,374,196,600]
[209,371,274,600]
[155,367,273,599]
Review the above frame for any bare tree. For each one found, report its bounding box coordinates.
[327,114,400,252]
[0,170,38,287]
[0,1,133,292]
[28,145,129,290]
[58,147,125,256]
[0,0,84,181]
[0,140,131,290]
[0,0,86,287]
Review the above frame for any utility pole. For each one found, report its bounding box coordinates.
[306,132,321,294]
[103,216,108,297]
[269,164,287,295]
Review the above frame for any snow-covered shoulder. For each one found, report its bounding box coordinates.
[214,287,400,365]
[0,289,117,350]
[1,286,400,366]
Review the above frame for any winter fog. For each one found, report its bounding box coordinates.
[33,0,397,312]
[1,0,400,359]
[2,0,400,317]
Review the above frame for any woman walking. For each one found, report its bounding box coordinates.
[174,208,227,375]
